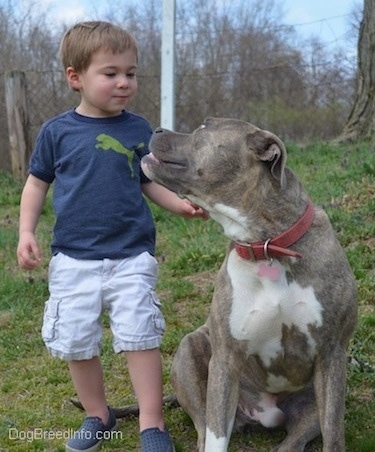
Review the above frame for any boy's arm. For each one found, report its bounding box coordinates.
[17,175,50,269]
[142,181,207,218]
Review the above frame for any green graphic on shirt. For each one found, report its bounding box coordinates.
[95,134,144,178]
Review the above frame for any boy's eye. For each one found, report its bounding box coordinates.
[127,72,136,78]
[105,72,116,77]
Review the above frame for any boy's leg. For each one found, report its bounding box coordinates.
[126,348,165,431]
[69,356,109,424]
[66,357,116,451]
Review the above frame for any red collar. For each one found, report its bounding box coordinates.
[234,201,315,260]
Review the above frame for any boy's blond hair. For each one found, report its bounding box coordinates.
[60,21,138,72]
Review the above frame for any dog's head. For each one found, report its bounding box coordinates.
[141,117,287,240]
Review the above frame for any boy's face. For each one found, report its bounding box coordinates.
[67,48,138,117]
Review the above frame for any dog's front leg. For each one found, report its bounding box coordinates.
[314,346,348,452]
[204,352,240,452]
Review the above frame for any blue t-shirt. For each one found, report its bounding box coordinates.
[29,109,155,260]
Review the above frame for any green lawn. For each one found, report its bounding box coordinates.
[0,140,374,451]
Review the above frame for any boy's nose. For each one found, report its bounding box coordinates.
[117,75,129,88]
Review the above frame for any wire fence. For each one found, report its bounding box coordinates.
[0,70,161,174]
[0,63,354,175]
[0,0,360,175]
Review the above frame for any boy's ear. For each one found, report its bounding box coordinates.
[66,66,81,91]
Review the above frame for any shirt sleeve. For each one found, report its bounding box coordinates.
[138,121,153,184]
[29,124,55,183]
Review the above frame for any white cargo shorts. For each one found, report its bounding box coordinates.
[42,251,166,361]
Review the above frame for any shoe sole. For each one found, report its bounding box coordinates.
[65,439,103,452]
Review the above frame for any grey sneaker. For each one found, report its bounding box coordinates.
[140,427,175,452]
[66,407,116,452]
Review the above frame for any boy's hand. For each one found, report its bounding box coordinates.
[142,182,209,219]
[180,199,209,219]
[17,232,42,270]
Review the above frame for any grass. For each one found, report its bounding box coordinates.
[0,140,374,451]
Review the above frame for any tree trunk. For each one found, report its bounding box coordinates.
[338,0,375,143]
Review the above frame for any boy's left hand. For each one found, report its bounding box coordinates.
[180,199,209,219]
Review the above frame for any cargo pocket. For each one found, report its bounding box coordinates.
[41,297,60,342]
[150,292,166,335]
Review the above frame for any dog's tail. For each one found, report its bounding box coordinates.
[70,395,180,418]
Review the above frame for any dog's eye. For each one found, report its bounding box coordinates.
[198,124,206,130]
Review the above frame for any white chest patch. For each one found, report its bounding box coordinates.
[187,198,251,242]
[209,203,250,241]
[228,249,323,368]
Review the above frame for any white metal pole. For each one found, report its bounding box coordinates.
[161,0,176,130]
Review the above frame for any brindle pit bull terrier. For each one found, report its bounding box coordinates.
[141,118,358,452]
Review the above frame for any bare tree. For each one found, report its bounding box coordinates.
[338,0,375,143]
[0,0,361,174]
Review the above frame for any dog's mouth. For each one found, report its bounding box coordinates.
[141,151,192,198]
[142,152,188,171]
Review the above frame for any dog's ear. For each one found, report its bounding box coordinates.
[247,130,286,188]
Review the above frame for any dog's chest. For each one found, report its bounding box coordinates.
[227,250,323,369]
